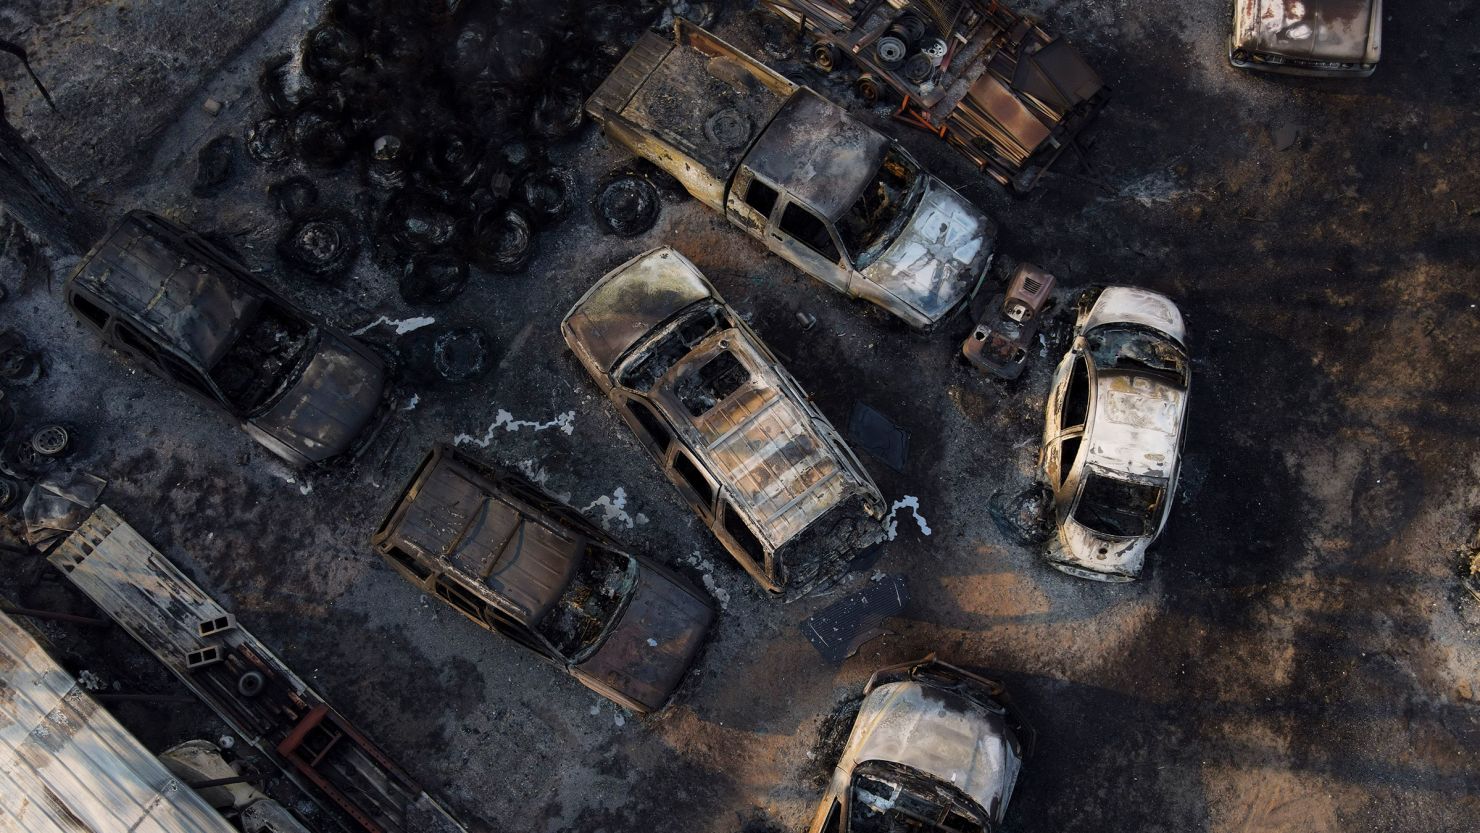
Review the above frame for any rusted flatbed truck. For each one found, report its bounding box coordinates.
[764,0,1106,192]
[586,20,997,331]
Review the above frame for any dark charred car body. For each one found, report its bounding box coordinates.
[1230,0,1382,77]
[807,655,1030,833]
[765,0,1106,192]
[372,445,715,714]
[562,247,887,596]
[586,21,996,331]
[1038,287,1190,581]
[64,211,388,466]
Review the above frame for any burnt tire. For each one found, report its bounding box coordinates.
[809,42,838,73]
[471,206,534,274]
[593,173,660,238]
[856,74,884,105]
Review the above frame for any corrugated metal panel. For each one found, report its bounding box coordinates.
[0,609,236,833]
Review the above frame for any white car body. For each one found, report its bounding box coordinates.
[1039,287,1190,581]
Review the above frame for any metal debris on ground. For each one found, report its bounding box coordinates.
[987,485,1054,547]
[21,471,106,552]
[801,574,909,665]
[847,402,910,472]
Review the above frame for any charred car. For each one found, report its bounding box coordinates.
[765,0,1106,191]
[1230,0,1382,77]
[65,211,388,466]
[586,20,996,331]
[807,654,1031,833]
[562,247,887,595]
[1038,287,1189,581]
[372,445,715,714]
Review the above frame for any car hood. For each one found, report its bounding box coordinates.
[250,336,387,464]
[1234,0,1381,64]
[840,680,1020,817]
[577,566,714,712]
[862,178,995,324]
[1080,286,1186,345]
[1047,517,1149,581]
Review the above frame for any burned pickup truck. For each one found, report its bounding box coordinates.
[563,248,886,595]
[765,0,1106,191]
[373,445,714,714]
[65,211,389,466]
[587,20,996,331]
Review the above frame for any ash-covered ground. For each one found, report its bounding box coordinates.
[2,1,1479,832]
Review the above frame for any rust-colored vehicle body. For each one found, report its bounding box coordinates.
[1230,0,1382,77]
[64,211,389,467]
[765,0,1106,192]
[372,445,715,714]
[562,247,887,595]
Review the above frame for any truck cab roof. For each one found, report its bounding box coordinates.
[744,91,889,222]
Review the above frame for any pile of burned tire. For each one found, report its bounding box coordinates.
[242,0,675,303]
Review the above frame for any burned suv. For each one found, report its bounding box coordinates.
[372,445,715,714]
[807,655,1032,833]
[1038,287,1190,581]
[562,248,887,595]
[65,211,388,466]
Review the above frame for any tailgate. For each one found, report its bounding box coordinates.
[586,30,675,122]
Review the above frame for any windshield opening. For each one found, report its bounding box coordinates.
[211,299,317,414]
[535,544,637,661]
[1084,325,1188,387]
[618,305,730,392]
[850,765,987,833]
[1074,472,1164,537]
[836,147,923,269]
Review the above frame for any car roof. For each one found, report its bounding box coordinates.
[375,448,586,626]
[1085,369,1187,481]
[840,680,1017,817]
[744,90,888,222]
[1233,0,1379,64]
[648,322,863,551]
[564,248,714,375]
[68,211,262,370]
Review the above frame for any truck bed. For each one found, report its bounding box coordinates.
[586,21,798,211]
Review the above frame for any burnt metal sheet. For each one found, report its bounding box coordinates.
[847,403,909,472]
[743,91,888,221]
[0,610,237,833]
[48,507,470,833]
[375,452,582,625]
[801,574,909,664]
[564,248,713,375]
[69,211,261,370]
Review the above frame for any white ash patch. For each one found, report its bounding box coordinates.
[453,409,577,447]
[884,495,933,541]
[350,315,436,336]
[581,487,648,530]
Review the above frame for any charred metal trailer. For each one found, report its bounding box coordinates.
[763,0,1106,192]
[587,20,997,331]
[48,506,469,833]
